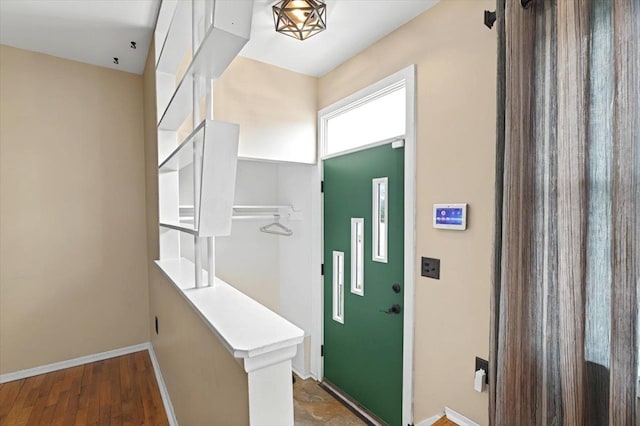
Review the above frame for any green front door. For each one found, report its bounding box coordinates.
[323,143,404,426]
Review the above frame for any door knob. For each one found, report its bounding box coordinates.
[380,304,402,314]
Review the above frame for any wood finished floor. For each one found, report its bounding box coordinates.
[0,351,168,426]
[432,416,458,426]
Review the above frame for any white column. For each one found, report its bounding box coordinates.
[206,61,216,285]
[207,236,215,285]
[243,346,297,426]
[193,75,203,288]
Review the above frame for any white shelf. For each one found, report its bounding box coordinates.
[159,120,205,171]
[179,205,194,216]
[233,205,291,210]
[156,0,191,75]
[159,221,198,235]
[158,119,240,237]
[155,258,304,358]
[154,0,179,66]
[157,7,251,131]
[157,73,193,130]
[232,205,302,221]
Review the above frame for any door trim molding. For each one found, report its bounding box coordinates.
[321,135,405,160]
[314,64,417,426]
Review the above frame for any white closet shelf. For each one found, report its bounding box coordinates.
[155,258,304,358]
[157,17,250,131]
[159,119,239,237]
[159,221,198,235]
[159,120,205,171]
[156,0,189,73]
[154,0,178,66]
[233,205,292,210]
[232,205,301,220]
[179,205,194,216]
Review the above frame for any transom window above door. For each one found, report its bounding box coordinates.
[322,82,406,157]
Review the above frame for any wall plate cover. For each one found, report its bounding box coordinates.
[475,356,489,384]
[421,257,440,279]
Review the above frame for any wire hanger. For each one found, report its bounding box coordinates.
[260,214,293,237]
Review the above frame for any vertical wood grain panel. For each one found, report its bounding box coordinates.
[609,0,640,423]
[496,0,537,423]
[556,0,590,423]
[489,0,506,424]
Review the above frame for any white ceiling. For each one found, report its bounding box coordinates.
[0,0,438,77]
[0,0,160,74]
[241,0,439,77]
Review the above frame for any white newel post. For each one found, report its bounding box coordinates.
[243,345,298,426]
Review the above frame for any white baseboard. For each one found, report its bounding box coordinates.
[0,342,178,426]
[292,366,312,380]
[416,412,445,426]
[148,344,178,426]
[416,407,479,426]
[0,343,150,384]
[444,406,480,426]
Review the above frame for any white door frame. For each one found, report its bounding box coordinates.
[311,64,416,426]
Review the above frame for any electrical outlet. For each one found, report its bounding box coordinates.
[421,257,440,279]
[475,356,489,384]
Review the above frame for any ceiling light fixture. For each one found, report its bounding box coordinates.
[272,0,326,41]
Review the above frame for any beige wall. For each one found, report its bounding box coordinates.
[143,43,250,425]
[318,1,496,424]
[214,56,317,164]
[0,45,149,374]
[148,266,249,425]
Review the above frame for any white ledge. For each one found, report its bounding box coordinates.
[155,258,304,363]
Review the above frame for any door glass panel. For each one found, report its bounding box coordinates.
[351,218,365,296]
[332,251,345,323]
[372,177,388,263]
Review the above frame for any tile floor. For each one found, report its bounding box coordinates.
[293,375,366,425]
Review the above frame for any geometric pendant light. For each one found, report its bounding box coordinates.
[273,0,327,41]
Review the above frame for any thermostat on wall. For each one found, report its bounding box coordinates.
[433,203,467,230]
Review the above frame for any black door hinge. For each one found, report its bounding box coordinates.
[321,345,324,357]
[321,263,324,276]
[321,181,324,193]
